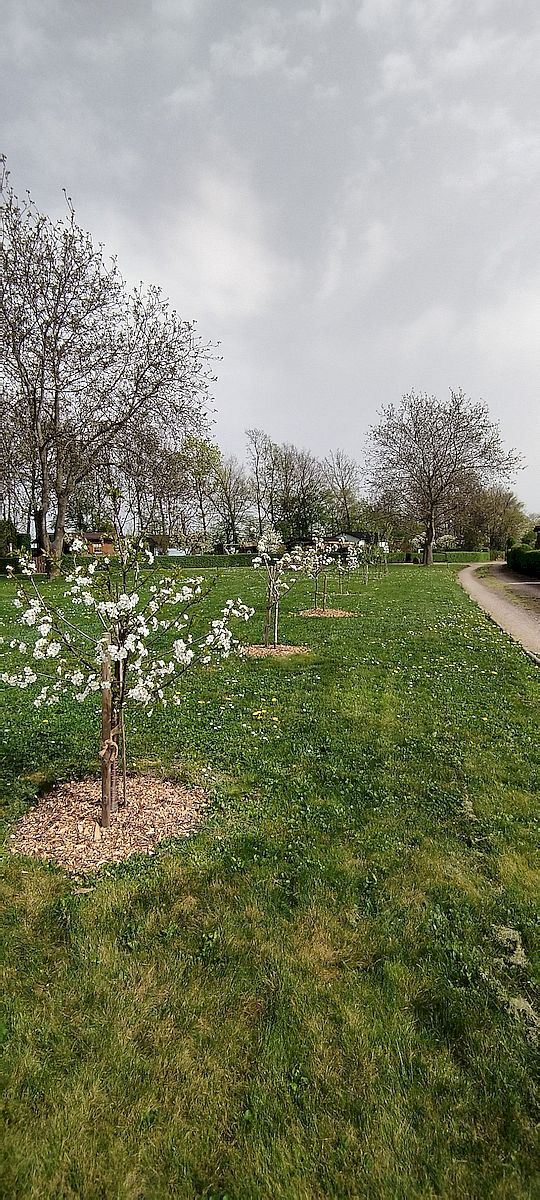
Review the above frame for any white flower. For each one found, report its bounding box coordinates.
[117,592,138,614]
[46,642,62,658]
[127,681,151,703]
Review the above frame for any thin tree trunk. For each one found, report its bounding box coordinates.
[273,597,279,647]
[423,517,435,565]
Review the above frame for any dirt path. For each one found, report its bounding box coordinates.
[459,563,540,660]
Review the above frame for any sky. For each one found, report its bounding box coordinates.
[1,0,539,510]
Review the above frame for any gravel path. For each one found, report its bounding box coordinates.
[459,563,540,660]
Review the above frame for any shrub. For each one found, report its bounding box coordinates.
[506,546,540,578]
[432,551,490,563]
[0,555,20,575]
[0,519,17,556]
[154,553,256,570]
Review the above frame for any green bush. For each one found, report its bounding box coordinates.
[0,519,17,556]
[506,545,540,578]
[432,551,490,563]
[153,553,256,570]
[0,555,20,575]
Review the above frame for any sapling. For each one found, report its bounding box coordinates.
[253,529,306,646]
[1,537,253,826]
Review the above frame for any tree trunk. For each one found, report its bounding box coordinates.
[52,492,69,561]
[423,517,435,566]
[34,507,49,554]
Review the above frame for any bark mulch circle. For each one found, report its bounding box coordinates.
[299,608,355,617]
[8,775,208,875]
[242,644,309,658]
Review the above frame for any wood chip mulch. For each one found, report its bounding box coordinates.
[242,644,309,658]
[8,775,208,874]
[298,608,355,617]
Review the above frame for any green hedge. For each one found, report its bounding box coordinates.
[153,553,256,570]
[506,545,540,578]
[433,551,490,563]
[388,551,490,564]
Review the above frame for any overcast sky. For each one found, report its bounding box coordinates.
[2,0,539,509]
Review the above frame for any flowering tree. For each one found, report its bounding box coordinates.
[298,540,334,610]
[335,541,360,594]
[253,529,307,646]
[1,538,252,826]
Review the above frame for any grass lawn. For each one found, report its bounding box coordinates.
[0,565,538,1200]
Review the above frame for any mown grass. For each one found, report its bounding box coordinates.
[0,566,538,1200]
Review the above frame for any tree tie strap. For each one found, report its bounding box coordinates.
[99,738,119,762]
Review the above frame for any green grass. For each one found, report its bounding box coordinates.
[1,567,539,1200]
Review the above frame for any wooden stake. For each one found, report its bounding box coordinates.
[273,597,279,647]
[100,637,112,828]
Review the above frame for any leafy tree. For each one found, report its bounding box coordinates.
[178,436,221,538]
[451,485,527,552]
[367,389,518,564]
[0,517,17,555]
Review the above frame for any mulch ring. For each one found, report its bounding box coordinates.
[242,644,309,658]
[299,608,355,617]
[8,775,209,875]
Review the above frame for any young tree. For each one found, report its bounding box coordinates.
[367,389,519,565]
[0,160,211,561]
[2,539,252,826]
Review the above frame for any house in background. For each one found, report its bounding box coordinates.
[84,532,115,555]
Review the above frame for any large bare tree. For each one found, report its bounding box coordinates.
[210,455,251,545]
[322,449,361,532]
[0,159,211,559]
[367,389,519,564]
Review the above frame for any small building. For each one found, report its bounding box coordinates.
[85,532,115,555]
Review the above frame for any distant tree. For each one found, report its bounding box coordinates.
[367,389,519,564]
[178,436,222,538]
[272,443,325,542]
[245,428,273,536]
[0,159,211,561]
[322,449,361,532]
[451,485,527,552]
[211,455,251,545]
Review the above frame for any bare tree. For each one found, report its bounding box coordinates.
[211,455,252,545]
[367,389,519,564]
[322,449,361,532]
[0,159,211,561]
[245,428,273,536]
